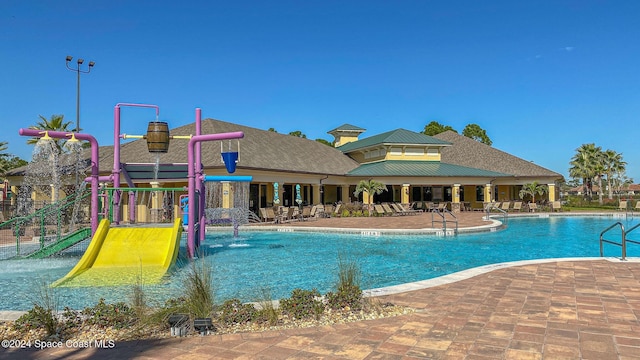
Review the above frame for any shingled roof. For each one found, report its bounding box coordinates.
[98,119,360,176]
[433,131,562,178]
[337,128,451,153]
[347,160,510,177]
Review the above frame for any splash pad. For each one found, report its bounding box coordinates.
[17,103,246,286]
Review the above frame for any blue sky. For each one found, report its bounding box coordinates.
[2,1,639,181]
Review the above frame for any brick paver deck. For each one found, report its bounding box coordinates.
[4,212,639,359]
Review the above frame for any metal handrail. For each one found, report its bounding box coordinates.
[625,223,640,251]
[485,203,508,224]
[599,222,626,260]
[431,208,458,235]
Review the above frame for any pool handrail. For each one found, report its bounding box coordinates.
[431,207,458,235]
[624,223,640,254]
[599,221,626,260]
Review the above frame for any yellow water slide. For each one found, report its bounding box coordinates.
[52,218,183,287]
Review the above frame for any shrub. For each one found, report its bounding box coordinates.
[184,258,215,318]
[280,288,324,320]
[217,299,257,325]
[12,305,59,337]
[326,256,363,311]
[81,299,137,329]
[255,288,279,326]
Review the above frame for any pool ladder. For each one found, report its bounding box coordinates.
[431,208,458,235]
[600,222,640,260]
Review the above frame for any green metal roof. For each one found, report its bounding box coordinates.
[337,128,451,153]
[327,124,366,133]
[347,160,512,177]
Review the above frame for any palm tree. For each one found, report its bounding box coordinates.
[518,181,548,204]
[602,149,626,200]
[569,143,601,201]
[27,114,73,151]
[0,141,9,177]
[353,179,387,216]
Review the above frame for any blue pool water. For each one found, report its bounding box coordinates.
[1,216,639,311]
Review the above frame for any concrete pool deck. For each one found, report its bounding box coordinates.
[3,212,640,359]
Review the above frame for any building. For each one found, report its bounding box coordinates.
[5,119,563,217]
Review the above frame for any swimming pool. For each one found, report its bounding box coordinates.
[1,215,638,311]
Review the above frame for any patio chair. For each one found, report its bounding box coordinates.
[399,203,420,215]
[528,203,538,212]
[373,204,387,216]
[332,203,342,217]
[324,204,334,217]
[308,205,320,220]
[266,207,277,222]
[512,201,522,212]
[552,201,562,212]
[635,201,640,212]
[618,201,628,211]
[391,203,408,215]
[301,206,311,220]
[500,202,511,211]
[382,203,397,216]
[432,203,446,212]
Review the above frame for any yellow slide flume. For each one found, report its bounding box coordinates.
[52,218,183,287]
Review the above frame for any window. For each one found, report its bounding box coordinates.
[390,147,402,155]
[476,186,484,202]
[405,148,424,156]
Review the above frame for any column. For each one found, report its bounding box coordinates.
[312,184,321,205]
[548,183,556,202]
[484,184,492,203]
[341,186,350,204]
[149,181,162,222]
[401,184,410,204]
[451,184,461,213]
[222,181,232,208]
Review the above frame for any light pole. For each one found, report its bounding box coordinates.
[65,56,95,132]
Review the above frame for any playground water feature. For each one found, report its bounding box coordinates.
[1,215,638,311]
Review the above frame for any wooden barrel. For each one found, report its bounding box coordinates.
[146,121,170,153]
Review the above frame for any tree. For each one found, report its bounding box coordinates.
[353,179,387,216]
[288,130,306,138]
[0,141,10,177]
[421,121,457,136]
[601,149,626,200]
[267,127,278,133]
[519,181,547,204]
[569,143,602,202]
[462,124,492,146]
[315,138,334,147]
[27,114,73,151]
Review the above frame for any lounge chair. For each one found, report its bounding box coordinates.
[308,205,320,220]
[390,203,405,215]
[301,206,311,220]
[399,203,420,215]
[500,202,511,211]
[618,201,628,211]
[552,201,562,212]
[528,203,538,212]
[266,207,277,222]
[332,204,342,217]
[435,203,447,212]
[512,201,522,212]
[324,204,334,217]
[382,203,397,216]
[635,201,640,212]
[373,204,387,216]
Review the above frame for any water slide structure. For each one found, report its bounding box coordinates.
[52,218,183,287]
